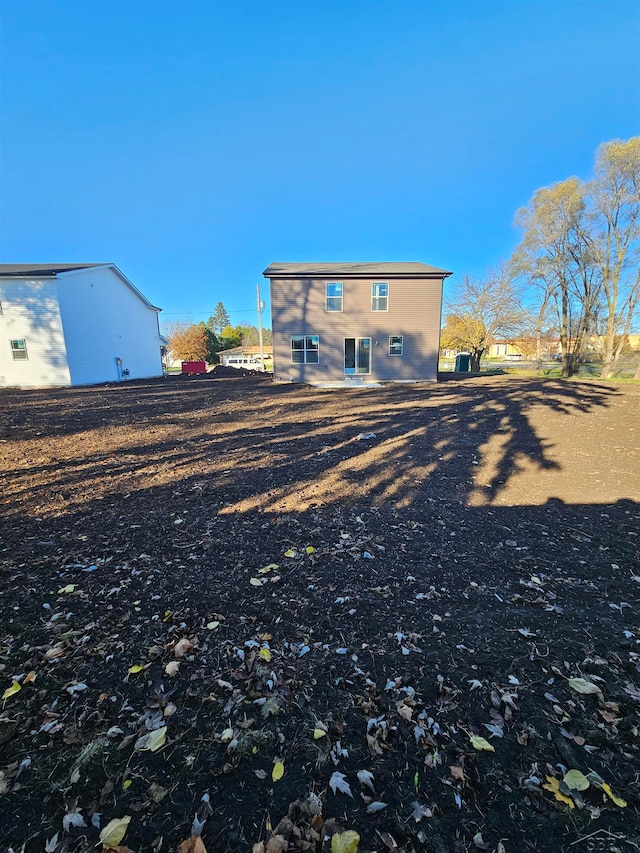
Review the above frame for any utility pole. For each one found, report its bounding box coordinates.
[256,284,264,364]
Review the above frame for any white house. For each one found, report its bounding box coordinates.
[0,263,167,388]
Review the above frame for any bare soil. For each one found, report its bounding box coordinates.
[0,373,639,853]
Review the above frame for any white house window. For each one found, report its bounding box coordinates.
[326,282,343,312]
[389,335,403,356]
[291,335,319,364]
[372,282,389,311]
[10,339,28,360]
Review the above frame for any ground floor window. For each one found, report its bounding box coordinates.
[389,335,403,356]
[291,335,319,364]
[10,339,28,360]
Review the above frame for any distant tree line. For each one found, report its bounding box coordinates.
[442,137,640,378]
[163,301,272,364]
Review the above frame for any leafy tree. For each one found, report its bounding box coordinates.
[164,321,209,362]
[441,269,525,372]
[199,322,220,364]
[511,178,600,377]
[208,302,231,335]
[217,325,243,351]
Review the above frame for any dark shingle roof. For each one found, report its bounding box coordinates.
[0,264,104,277]
[263,262,452,278]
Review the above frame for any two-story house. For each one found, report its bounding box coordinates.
[0,263,167,388]
[264,262,452,384]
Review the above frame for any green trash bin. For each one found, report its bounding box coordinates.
[455,353,470,372]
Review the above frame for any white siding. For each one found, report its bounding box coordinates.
[56,267,163,385]
[0,280,71,387]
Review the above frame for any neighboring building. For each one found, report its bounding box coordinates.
[0,263,166,388]
[218,345,273,365]
[264,262,452,384]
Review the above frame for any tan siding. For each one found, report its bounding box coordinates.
[270,276,443,383]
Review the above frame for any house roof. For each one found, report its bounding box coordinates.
[0,263,161,311]
[0,264,104,277]
[263,262,452,278]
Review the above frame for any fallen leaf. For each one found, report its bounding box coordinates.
[254,769,267,780]
[164,661,180,677]
[23,671,37,684]
[127,664,146,675]
[357,769,375,792]
[99,816,131,848]
[329,771,352,797]
[177,837,208,853]
[563,769,590,791]
[284,549,296,558]
[144,726,167,752]
[258,648,272,662]
[259,564,279,574]
[2,682,21,701]
[272,761,284,782]
[206,621,220,630]
[314,728,327,740]
[543,776,574,809]
[366,801,387,814]
[602,783,627,807]
[250,578,265,587]
[470,736,495,752]
[305,546,316,555]
[57,584,76,594]
[266,836,287,853]
[450,765,465,781]
[174,638,194,658]
[331,831,360,853]
[568,677,602,696]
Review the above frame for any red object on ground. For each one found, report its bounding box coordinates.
[181,361,207,374]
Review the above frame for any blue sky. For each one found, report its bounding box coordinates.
[1,0,639,329]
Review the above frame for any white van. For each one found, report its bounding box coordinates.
[225,356,265,372]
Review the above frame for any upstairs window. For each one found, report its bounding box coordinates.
[10,339,28,360]
[389,335,403,356]
[291,335,319,364]
[372,282,389,311]
[326,282,343,312]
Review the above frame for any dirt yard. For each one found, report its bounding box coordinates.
[0,374,639,853]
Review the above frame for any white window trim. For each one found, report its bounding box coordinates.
[291,335,320,364]
[389,335,403,356]
[372,281,389,312]
[325,281,343,313]
[10,339,28,360]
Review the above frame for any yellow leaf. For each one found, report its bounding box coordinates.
[602,783,627,807]
[57,584,76,594]
[23,671,37,684]
[331,830,360,853]
[163,610,172,622]
[127,664,146,674]
[144,726,167,752]
[259,563,279,574]
[258,648,272,662]
[543,776,575,809]
[313,728,327,740]
[284,549,296,558]
[2,681,21,701]
[470,736,495,752]
[563,769,590,791]
[99,815,131,847]
[122,779,132,791]
[305,546,315,555]
[272,761,284,781]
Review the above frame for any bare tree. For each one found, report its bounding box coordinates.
[581,138,640,378]
[441,268,525,372]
